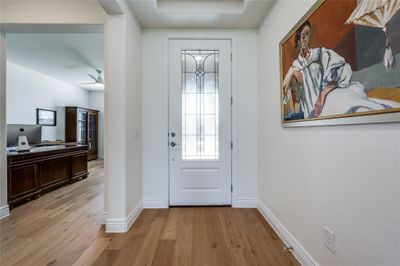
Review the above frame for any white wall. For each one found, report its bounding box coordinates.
[6,61,90,142]
[258,1,400,265]
[89,91,104,159]
[142,30,258,208]
[124,5,143,216]
[0,31,9,219]
[104,1,143,232]
[104,13,127,224]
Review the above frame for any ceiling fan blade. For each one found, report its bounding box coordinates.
[96,69,104,82]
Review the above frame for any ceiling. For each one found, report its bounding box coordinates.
[6,26,104,91]
[126,0,273,29]
[5,1,272,91]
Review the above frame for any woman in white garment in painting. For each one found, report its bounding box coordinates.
[282,20,400,120]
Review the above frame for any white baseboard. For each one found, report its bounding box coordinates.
[105,200,143,233]
[143,197,168,208]
[257,199,319,266]
[126,200,143,230]
[232,197,258,208]
[0,205,10,220]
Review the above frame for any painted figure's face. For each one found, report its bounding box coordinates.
[300,25,311,49]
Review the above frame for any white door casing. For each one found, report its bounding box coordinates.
[169,39,232,206]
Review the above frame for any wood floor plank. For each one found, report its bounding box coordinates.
[160,208,180,240]
[191,208,211,266]
[72,238,112,266]
[151,240,176,266]
[92,249,121,266]
[129,214,167,265]
[108,232,146,265]
[171,208,193,266]
[217,207,256,266]
[0,161,300,266]
[191,208,232,266]
[227,208,269,265]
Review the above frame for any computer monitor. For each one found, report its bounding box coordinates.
[7,124,42,147]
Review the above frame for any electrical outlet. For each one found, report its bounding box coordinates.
[323,226,335,253]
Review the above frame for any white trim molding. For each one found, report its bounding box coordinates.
[0,205,10,220]
[257,199,319,266]
[105,200,143,233]
[232,197,257,208]
[143,197,168,208]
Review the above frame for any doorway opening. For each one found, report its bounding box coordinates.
[3,24,105,211]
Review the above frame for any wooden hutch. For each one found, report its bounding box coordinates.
[65,107,99,161]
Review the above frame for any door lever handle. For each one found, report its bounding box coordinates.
[170,141,180,147]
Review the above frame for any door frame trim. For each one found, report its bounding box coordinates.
[166,35,239,207]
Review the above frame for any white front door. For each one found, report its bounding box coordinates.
[169,39,232,206]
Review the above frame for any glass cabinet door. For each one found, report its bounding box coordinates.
[88,112,97,150]
[77,111,87,144]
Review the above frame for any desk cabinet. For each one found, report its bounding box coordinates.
[7,145,88,208]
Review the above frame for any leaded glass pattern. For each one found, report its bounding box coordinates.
[181,50,219,160]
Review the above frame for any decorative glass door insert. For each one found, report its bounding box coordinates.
[181,50,219,160]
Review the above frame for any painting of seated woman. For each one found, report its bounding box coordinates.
[280,0,400,124]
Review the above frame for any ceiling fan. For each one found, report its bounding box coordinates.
[81,69,104,85]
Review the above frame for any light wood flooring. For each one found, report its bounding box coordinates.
[0,160,299,266]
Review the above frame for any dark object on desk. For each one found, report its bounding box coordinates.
[7,144,89,208]
[7,124,42,147]
[65,107,99,161]
[36,108,57,126]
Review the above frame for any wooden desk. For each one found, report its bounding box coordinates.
[7,144,88,208]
